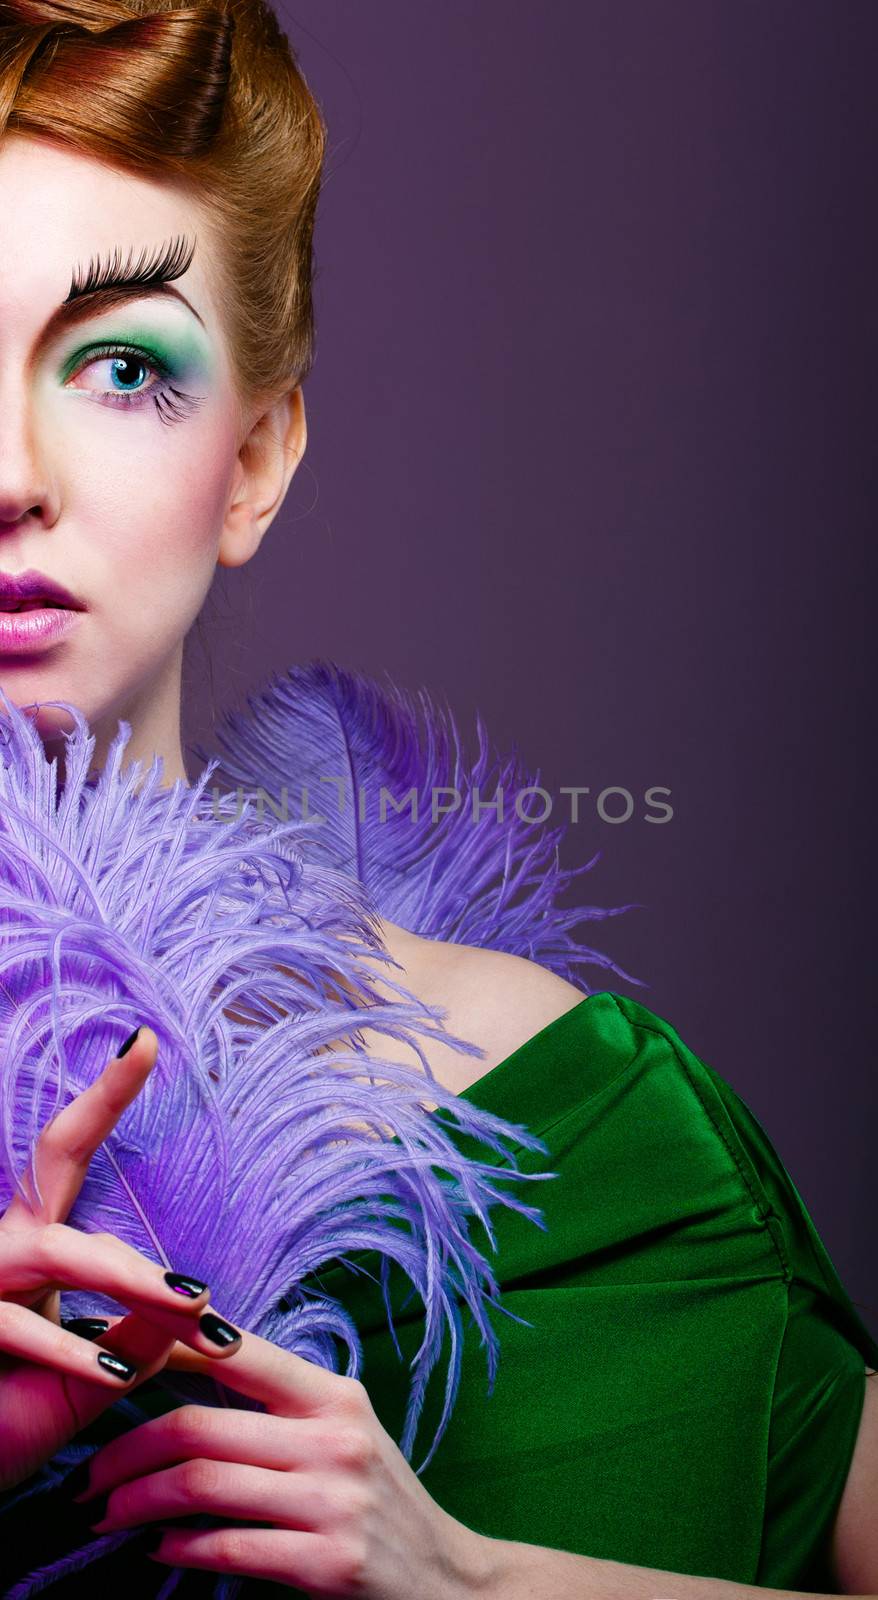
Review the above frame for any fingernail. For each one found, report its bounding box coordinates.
[199,1311,241,1348]
[61,1318,110,1341]
[97,1351,137,1382]
[164,1271,208,1298]
[116,1026,141,1058]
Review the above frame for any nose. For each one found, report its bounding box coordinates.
[0,385,60,532]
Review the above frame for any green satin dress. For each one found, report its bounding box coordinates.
[307,991,878,1591]
[2,991,875,1595]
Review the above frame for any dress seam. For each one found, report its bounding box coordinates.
[753,1276,792,1584]
[607,996,793,1284]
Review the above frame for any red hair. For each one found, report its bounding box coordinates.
[0,0,327,418]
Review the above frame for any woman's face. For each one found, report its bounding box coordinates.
[0,133,303,778]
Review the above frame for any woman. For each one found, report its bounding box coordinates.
[0,2,875,1596]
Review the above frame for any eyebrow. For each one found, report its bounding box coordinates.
[32,233,206,359]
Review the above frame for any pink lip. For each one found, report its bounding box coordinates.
[0,605,83,655]
[0,568,85,610]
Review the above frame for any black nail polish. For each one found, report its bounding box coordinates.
[61,1317,109,1341]
[199,1311,241,1348]
[116,1026,141,1058]
[142,1526,166,1554]
[97,1350,137,1382]
[164,1271,208,1298]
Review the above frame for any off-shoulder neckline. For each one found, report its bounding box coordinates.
[450,992,626,1142]
[455,994,596,1102]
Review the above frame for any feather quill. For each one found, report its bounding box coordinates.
[0,661,641,1593]
[196,659,645,987]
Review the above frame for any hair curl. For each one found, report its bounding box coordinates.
[0,0,327,423]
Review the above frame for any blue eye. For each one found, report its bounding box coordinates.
[66,342,204,426]
[106,354,151,393]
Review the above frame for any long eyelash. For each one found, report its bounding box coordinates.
[153,385,206,427]
[68,342,205,427]
[67,234,196,300]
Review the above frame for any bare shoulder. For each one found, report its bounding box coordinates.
[267,919,585,1096]
[831,1365,878,1592]
[359,918,586,1095]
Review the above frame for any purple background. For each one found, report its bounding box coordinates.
[185,2,877,1328]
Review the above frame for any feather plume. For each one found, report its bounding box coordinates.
[0,660,640,1593]
[195,659,645,988]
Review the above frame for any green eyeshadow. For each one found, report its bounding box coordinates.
[59,321,212,384]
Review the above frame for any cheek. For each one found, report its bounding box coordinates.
[51,391,238,601]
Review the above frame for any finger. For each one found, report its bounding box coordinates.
[90,1459,322,1536]
[88,1299,244,1370]
[3,1026,159,1229]
[0,1296,227,1398]
[0,1299,143,1392]
[56,1301,247,1444]
[59,1314,180,1440]
[75,1407,335,1503]
[134,1323,362,1420]
[149,1337,227,1377]
[67,1315,217,1374]
[162,1342,217,1374]
[53,1312,200,1445]
[0,1328,177,1489]
[0,1223,211,1327]
[145,1525,343,1590]
[65,1312,351,1420]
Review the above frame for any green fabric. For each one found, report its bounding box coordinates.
[3,991,875,1594]
[307,992,878,1590]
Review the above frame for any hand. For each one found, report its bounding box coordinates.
[0,1026,242,1491]
[73,1327,493,1599]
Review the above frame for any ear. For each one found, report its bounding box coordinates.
[217,385,307,569]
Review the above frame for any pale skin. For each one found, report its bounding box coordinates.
[0,131,873,1595]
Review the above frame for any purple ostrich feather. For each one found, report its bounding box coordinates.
[197,658,645,986]
[0,661,643,1595]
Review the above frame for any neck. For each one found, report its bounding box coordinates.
[37,647,190,791]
